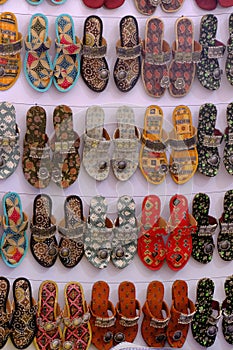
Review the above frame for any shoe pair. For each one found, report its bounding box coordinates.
[82,0,125,8]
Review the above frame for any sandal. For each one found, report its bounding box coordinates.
[0,277,11,350]
[219,0,233,6]
[82,0,104,8]
[0,102,20,179]
[138,195,168,271]
[222,275,233,344]
[104,0,125,8]
[160,0,184,12]
[223,102,233,175]
[141,281,170,347]
[30,194,58,268]
[113,16,141,92]
[218,189,233,261]
[226,14,233,86]
[194,0,217,9]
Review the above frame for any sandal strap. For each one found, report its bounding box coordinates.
[141,134,167,152]
[173,41,202,63]
[58,223,85,240]
[169,133,197,151]
[82,38,107,58]
[204,40,226,59]
[0,127,19,147]
[113,226,138,241]
[143,300,170,328]
[220,221,233,234]
[224,130,233,144]
[116,40,142,60]
[30,223,56,239]
[84,133,111,151]
[63,311,90,327]
[197,222,218,236]
[207,300,221,324]
[201,132,223,147]
[0,33,23,55]
[54,140,78,154]
[24,36,51,53]
[143,40,171,65]
[116,300,141,327]
[91,301,116,328]
[55,39,82,55]
[37,314,62,331]
[29,145,50,159]
[172,299,196,324]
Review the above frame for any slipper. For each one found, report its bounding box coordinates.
[113,16,141,92]
[11,277,37,349]
[84,196,113,269]
[134,0,157,16]
[142,17,170,98]
[141,281,170,347]
[0,102,20,179]
[63,282,91,350]
[82,0,104,8]
[0,12,22,90]
[30,194,58,268]
[24,13,53,92]
[223,102,233,175]
[114,281,140,345]
[197,103,223,177]
[219,0,233,6]
[111,195,138,269]
[83,106,111,181]
[226,14,233,86]
[1,192,28,268]
[58,195,86,268]
[0,277,11,350]
[160,0,184,12]
[22,106,51,189]
[139,105,168,185]
[26,0,44,4]
[112,106,140,181]
[218,190,233,261]
[192,193,217,264]
[89,281,116,350]
[81,15,109,92]
[35,280,63,350]
[50,105,80,188]
[191,278,220,347]
[194,0,217,9]
[50,0,67,3]
[138,195,168,271]
[53,14,81,92]
[222,275,233,344]
[166,280,196,348]
[196,14,225,91]
[169,105,198,184]
[166,194,197,271]
[169,17,202,97]
[104,0,125,8]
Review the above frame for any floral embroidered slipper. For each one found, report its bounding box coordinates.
[138,195,167,271]
[114,281,140,345]
[112,106,140,181]
[169,105,198,184]
[191,278,220,347]
[0,277,11,350]
[50,105,80,188]
[84,196,113,269]
[134,0,157,16]
[222,275,233,344]
[166,194,197,271]
[0,12,22,91]
[141,281,170,347]
[218,190,233,261]
[104,0,125,8]
[24,14,53,92]
[192,193,217,264]
[223,102,233,175]
[142,17,170,98]
[1,192,28,268]
[89,281,116,350]
[197,103,223,177]
[160,0,184,12]
[81,15,109,92]
[114,16,141,92]
[11,278,37,349]
[226,14,233,86]
[63,282,91,350]
[53,14,81,92]
[83,106,111,181]
[35,280,62,350]
[169,17,201,97]
[30,194,58,268]
[0,102,20,179]
[58,195,85,268]
[139,105,168,185]
[111,196,138,269]
[194,0,217,9]
[82,0,104,8]
[22,106,51,189]
[196,14,225,91]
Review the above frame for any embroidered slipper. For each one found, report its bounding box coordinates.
[89,281,116,350]
[22,106,51,189]
[111,195,138,269]
[114,281,140,345]
[0,102,20,179]
[169,17,202,97]
[1,192,28,268]
[223,102,233,175]
[63,282,91,350]
[11,277,37,349]
[191,278,220,347]
[194,0,217,9]
[83,106,111,181]
[82,0,104,8]
[142,17,170,98]
[134,0,157,16]
[166,194,197,271]
[192,193,217,264]
[81,15,109,92]
[196,14,225,91]
[197,103,223,177]
[24,14,53,92]
[139,105,168,185]
[167,280,196,348]
[138,195,167,271]
[53,14,81,92]
[160,0,184,12]
[84,196,113,269]
[112,106,140,181]
[30,194,58,268]
[35,280,62,350]
[169,105,198,184]
[218,190,233,261]
[222,275,233,344]
[58,195,86,268]
[104,0,125,8]
[50,105,80,188]
[0,277,11,350]
[141,281,170,347]
[114,16,141,92]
